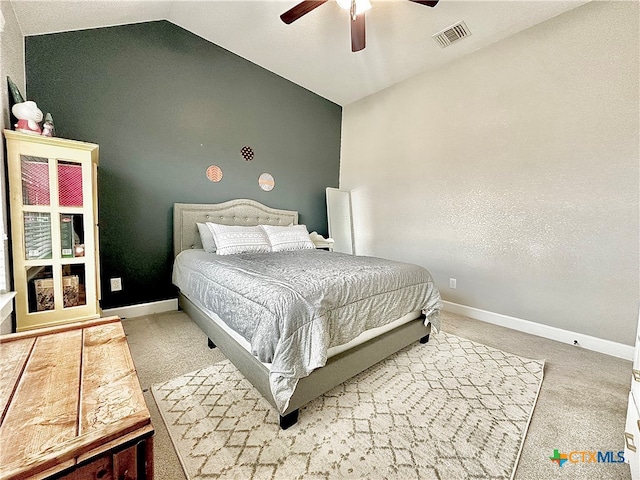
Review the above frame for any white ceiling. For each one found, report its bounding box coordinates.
[9,0,589,105]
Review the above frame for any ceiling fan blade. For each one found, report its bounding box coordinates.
[280,0,328,24]
[351,13,366,52]
[408,0,440,7]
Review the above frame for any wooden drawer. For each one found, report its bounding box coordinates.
[633,331,640,400]
[52,436,153,480]
[625,391,640,480]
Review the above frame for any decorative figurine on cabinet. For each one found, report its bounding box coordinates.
[12,101,43,135]
[42,113,55,137]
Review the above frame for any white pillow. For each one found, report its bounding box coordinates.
[197,222,216,253]
[261,224,315,252]
[207,224,271,255]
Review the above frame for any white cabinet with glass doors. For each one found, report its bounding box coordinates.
[4,130,101,331]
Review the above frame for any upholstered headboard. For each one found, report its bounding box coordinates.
[173,199,299,256]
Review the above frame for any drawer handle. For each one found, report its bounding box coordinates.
[625,432,637,452]
[633,369,640,382]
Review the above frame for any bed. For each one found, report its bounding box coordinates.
[172,199,442,429]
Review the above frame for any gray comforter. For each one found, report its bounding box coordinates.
[173,248,442,412]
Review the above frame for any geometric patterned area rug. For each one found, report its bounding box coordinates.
[151,333,544,480]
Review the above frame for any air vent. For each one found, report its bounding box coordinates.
[432,21,471,48]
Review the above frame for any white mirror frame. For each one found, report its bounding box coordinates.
[326,187,355,255]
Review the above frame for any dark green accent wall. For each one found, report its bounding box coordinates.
[25,21,342,309]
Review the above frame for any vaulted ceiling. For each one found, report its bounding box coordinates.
[9,0,589,105]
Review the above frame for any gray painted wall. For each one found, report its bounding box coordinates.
[340,1,639,345]
[25,21,342,309]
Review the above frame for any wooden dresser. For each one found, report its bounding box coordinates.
[625,308,640,479]
[0,317,153,479]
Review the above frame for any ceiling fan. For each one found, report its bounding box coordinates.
[280,0,440,53]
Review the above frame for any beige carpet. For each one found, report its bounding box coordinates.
[151,332,544,479]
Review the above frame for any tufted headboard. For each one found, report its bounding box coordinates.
[173,199,299,256]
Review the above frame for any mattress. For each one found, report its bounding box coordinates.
[180,290,422,365]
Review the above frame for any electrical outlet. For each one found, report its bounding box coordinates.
[110,277,123,292]
[449,278,457,289]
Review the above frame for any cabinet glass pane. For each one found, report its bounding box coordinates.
[21,156,50,206]
[60,213,84,258]
[61,264,86,308]
[24,212,52,260]
[27,265,54,312]
[58,161,83,207]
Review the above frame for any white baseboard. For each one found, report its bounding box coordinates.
[102,298,178,319]
[443,300,634,361]
[101,297,633,360]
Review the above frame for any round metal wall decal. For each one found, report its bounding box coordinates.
[240,146,254,161]
[258,173,275,191]
[206,165,223,182]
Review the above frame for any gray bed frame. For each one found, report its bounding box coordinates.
[173,199,431,429]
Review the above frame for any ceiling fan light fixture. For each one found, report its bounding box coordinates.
[282,0,439,52]
[336,0,372,15]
